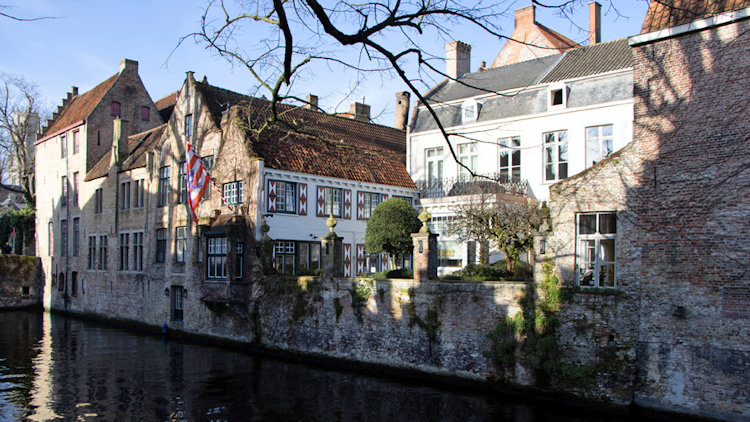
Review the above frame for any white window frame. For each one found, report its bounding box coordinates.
[425,147,444,188]
[499,136,521,182]
[586,124,614,168]
[547,83,568,109]
[223,181,244,205]
[175,226,187,263]
[543,130,568,182]
[576,212,616,288]
[207,236,228,280]
[461,99,480,123]
[361,191,381,219]
[272,180,296,213]
[457,142,478,181]
[321,187,342,217]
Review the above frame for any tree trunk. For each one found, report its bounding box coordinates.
[479,241,490,265]
[501,249,513,273]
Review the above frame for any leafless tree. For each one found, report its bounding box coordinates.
[0,73,45,206]
[447,183,543,272]
[183,0,626,174]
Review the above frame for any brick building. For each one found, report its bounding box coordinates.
[37,64,416,328]
[544,1,750,419]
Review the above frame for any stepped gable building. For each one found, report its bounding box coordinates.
[408,2,634,274]
[542,0,750,419]
[39,65,416,325]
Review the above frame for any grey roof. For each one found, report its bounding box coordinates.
[424,55,561,103]
[540,38,633,83]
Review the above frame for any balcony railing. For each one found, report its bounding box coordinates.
[414,173,528,198]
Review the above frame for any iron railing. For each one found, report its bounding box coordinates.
[414,173,528,198]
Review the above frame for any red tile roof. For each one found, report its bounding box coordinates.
[155,91,177,122]
[642,0,750,32]
[42,73,119,138]
[85,124,166,181]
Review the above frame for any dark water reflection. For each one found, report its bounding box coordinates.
[1,311,662,422]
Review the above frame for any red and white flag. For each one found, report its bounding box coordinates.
[185,139,210,223]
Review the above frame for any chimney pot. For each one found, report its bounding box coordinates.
[305,94,318,110]
[589,2,601,45]
[446,41,471,80]
[349,102,370,122]
[72,86,78,96]
[394,91,411,131]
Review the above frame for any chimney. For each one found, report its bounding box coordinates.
[119,59,138,73]
[394,92,410,131]
[446,41,471,80]
[349,101,370,122]
[110,119,130,167]
[72,87,78,96]
[515,5,536,28]
[305,94,318,110]
[589,2,601,45]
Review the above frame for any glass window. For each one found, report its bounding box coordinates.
[274,241,296,275]
[98,235,107,270]
[73,218,79,256]
[577,212,616,288]
[457,142,478,181]
[499,137,521,182]
[361,192,381,219]
[272,180,296,213]
[155,228,166,263]
[171,286,184,321]
[119,233,129,271]
[133,179,145,208]
[543,130,568,182]
[60,219,68,257]
[121,181,131,210]
[72,130,79,154]
[223,181,244,205]
[321,187,341,217]
[235,242,244,279]
[175,226,187,263]
[88,236,96,270]
[60,134,67,158]
[425,147,444,189]
[201,156,213,201]
[586,124,614,168]
[178,162,187,204]
[133,232,144,271]
[94,188,103,214]
[158,166,170,206]
[72,172,79,207]
[207,236,227,280]
[61,176,68,206]
[185,114,193,139]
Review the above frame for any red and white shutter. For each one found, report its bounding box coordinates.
[381,193,388,202]
[299,183,307,215]
[381,253,388,270]
[356,244,364,275]
[344,190,352,219]
[267,180,277,212]
[357,192,365,220]
[344,244,352,277]
[317,186,325,216]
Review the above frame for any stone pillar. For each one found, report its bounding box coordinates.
[321,214,343,277]
[412,208,438,283]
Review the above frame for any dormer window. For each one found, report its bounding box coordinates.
[548,83,567,109]
[461,100,480,123]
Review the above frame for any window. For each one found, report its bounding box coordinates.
[61,176,68,206]
[223,181,244,205]
[273,180,296,213]
[321,187,342,217]
[155,228,167,263]
[71,272,77,297]
[158,166,170,206]
[60,134,67,158]
[394,196,413,205]
[235,242,244,279]
[461,100,480,123]
[133,179,145,208]
[363,247,381,273]
[61,219,68,257]
[438,241,463,267]
[207,236,227,280]
[548,84,567,108]
[171,286,184,321]
[499,137,521,182]
[577,212,616,288]
[361,192,381,219]
[586,124,614,168]
[132,232,144,271]
[425,147,443,188]
[98,235,107,270]
[543,130,568,182]
[120,181,131,210]
[201,156,213,201]
[274,241,295,275]
[72,130,80,154]
[88,236,96,270]
[298,242,320,274]
[141,106,150,121]
[73,218,80,256]
[111,101,121,117]
[185,114,193,139]
[72,172,79,206]
[457,142,478,181]
[48,222,53,256]
[175,226,187,263]
[94,188,103,214]
[119,233,129,271]
[177,162,187,204]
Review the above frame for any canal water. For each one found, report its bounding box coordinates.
[0,310,665,422]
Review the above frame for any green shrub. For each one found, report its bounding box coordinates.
[369,268,413,279]
[439,260,532,282]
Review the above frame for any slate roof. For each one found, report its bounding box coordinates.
[641,0,750,33]
[155,92,177,122]
[40,73,118,139]
[540,39,633,83]
[85,124,166,181]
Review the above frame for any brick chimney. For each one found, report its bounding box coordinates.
[515,5,536,28]
[110,119,129,167]
[589,2,601,45]
[394,92,411,131]
[446,41,471,80]
[305,94,318,110]
[119,59,138,73]
[349,101,370,122]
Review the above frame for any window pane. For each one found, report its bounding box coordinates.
[600,239,615,262]
[500,151,508,167]
[558,162,568,179]
[579,214,596,234]
[599,213,616,234]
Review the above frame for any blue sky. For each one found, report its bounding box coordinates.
[1,1,649,126]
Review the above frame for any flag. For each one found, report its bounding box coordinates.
[185,139,210,224]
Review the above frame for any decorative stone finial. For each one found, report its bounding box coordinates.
[260,217,270,240]
[418,208,432,234]
[325,214,338,239]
